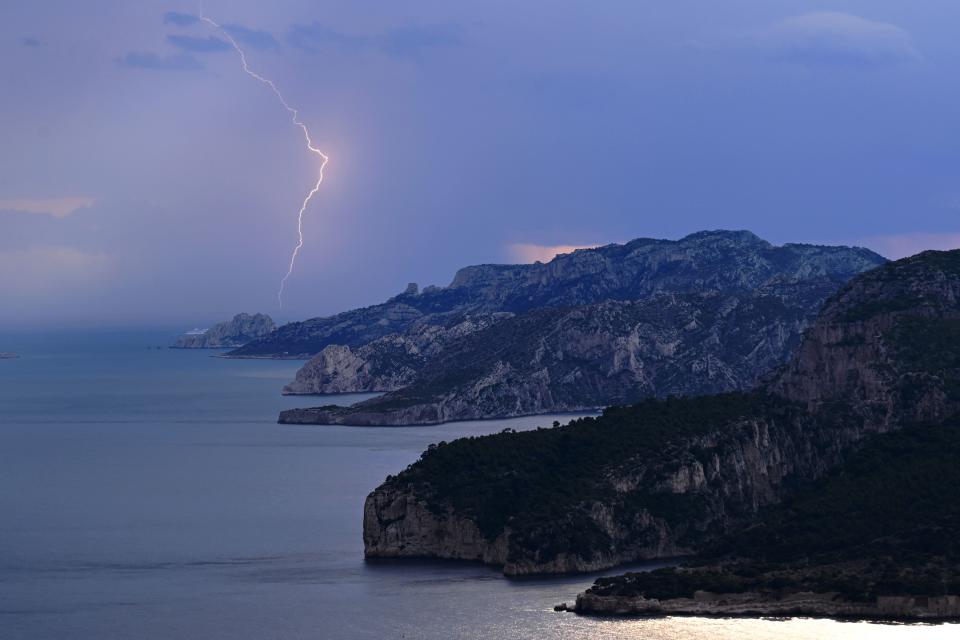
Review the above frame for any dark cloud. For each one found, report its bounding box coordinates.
[163,11,198,27]
[287,21,463,59]
[379,25,462,59]
[287,22,368,53]
[118,51,203,71]
[224,24,279,51]
[166,34,231,53]
[21,36,41,47]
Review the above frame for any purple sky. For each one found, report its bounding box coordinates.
[3,1,960,328]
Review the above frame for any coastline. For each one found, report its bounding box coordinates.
[278,407,602,427]
[215,353,310,360]
[558,591,960,622]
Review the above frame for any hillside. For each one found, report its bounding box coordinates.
[362,250,960,577]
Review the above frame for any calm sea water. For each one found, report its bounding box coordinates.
[0,329,955,639]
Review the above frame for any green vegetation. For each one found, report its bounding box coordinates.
[887,317,960,401]
[716,422,960,563]
[389,393,797,556]
[840,296,926,323]
[840,249,960,322]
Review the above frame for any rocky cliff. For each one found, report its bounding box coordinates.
[282,285,819,425]
[362,250,960,575]
[172,313,276,349]
[363,395,849,574]
[230,230,884,358]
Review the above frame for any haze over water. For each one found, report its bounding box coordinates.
[0,330,955,639]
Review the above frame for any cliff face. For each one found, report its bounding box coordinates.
[282,314,510,394]
[364,401,854,574]
[362,250,960,575]
[172,313,276,349]
[281,288,816,425]
[230,231,884,358]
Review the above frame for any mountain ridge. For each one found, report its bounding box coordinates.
[229,230,885,358]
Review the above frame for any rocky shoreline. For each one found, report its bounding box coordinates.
[279,403,602,426]
[557,591,960,621]
[216,353,310,360]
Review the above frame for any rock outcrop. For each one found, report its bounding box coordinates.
[361,250,960,575]
[282,314,510,395]
[172,313,276,349]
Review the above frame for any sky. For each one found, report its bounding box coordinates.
[3,1,960,328]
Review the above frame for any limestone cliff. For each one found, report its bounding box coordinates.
[281,288,816,425]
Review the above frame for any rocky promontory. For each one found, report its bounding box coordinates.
[172,313,276,350]
[282,314,510,395]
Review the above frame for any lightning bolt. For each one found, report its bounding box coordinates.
[199,11,328,308]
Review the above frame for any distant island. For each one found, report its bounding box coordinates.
[362,249,960,620]
[171,313,275,349]
[273,230,886,425]
[0,352,19,359]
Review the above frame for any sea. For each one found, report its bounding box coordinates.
[0,329,955,639]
